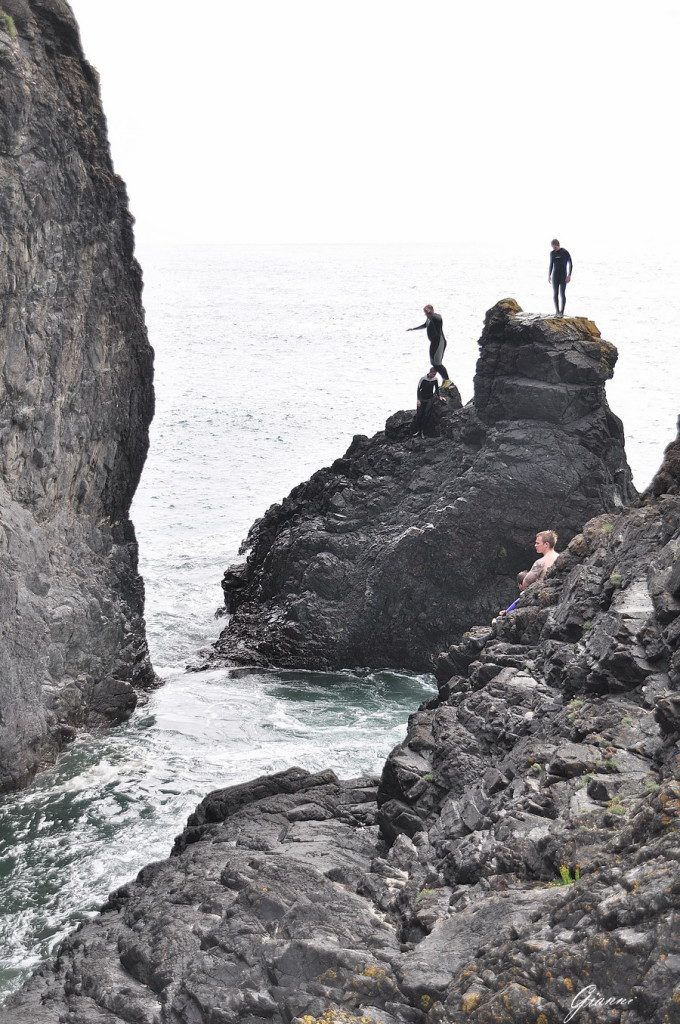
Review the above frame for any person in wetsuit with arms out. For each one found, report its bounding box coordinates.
[407,305,453,389]
[549,239,572,316]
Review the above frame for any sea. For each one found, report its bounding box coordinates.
[0,243,677,1000]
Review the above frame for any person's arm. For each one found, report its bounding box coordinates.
[548,251,555,282]
[431,313,444,337]
[565,250,573,282]
[520,558,544,591]
[434,380,440,397]
[407,322,428,331]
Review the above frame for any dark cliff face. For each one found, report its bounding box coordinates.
[644,414,680,499]
[4,422,678,1024]
[0,0,154,791]
[370,470,680,1022]
[212,299,635,672]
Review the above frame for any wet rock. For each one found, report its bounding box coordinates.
[4,23,680,1003]
[6,416,680,1022]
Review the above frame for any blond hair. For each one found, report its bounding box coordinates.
[536,530,558,548]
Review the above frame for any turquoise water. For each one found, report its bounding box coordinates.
[1,242,677,1002]
[0,666,434,997]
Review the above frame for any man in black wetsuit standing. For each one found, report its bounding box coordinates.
[549,239,573,316]
[407,305,453,388]
[412,367,442,438]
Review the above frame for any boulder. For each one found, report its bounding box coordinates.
[212,299,635,671]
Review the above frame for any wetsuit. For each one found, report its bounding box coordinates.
[549,248,573,314]
[413,375,439,436]
[409,314,450,380]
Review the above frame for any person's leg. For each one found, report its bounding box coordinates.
[420,399,434,435]
[552,278,560,314]
[497,597,521,617]
[432,339,449,381]
[494,595,522,623]
[412,403,426,436]
[559,280,566,315]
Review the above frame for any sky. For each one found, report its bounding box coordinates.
[69,0,680,249]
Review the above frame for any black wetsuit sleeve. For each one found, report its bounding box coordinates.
[409,321,428,331]
[565,250,573,274]
[434,380,440,397]
[549,251,555,278]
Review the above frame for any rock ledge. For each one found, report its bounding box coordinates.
[212,299,635,671]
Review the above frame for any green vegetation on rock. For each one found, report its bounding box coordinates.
[551,864,581,886]
[0,9,17,37]
[417,887,436,901]
[566,698,585,719]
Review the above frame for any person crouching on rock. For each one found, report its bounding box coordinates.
[412,368,444,438]
[496,530,559,619]
[407,304,454,389]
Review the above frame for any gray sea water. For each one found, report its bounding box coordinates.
[0,243,677,1000]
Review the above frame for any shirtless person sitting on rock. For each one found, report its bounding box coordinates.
[496,530,559,619]
[520,530,559,589]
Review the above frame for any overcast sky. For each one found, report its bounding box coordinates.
[69,0,679,249]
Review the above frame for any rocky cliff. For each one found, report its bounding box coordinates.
[0,0,154,792]
[4,420,679,1024]
[212,300,635,672]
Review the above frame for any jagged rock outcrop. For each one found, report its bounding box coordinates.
[371,480,680,1021]
[645,414,680,499]
[0,1,154,792]
[211,300,635,671]
[4,420,679,1024]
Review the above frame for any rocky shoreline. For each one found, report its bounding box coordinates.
[1,7,678,1022]
[212,300,635,673]
[4,421,679,1022]
[0,0,155,792]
